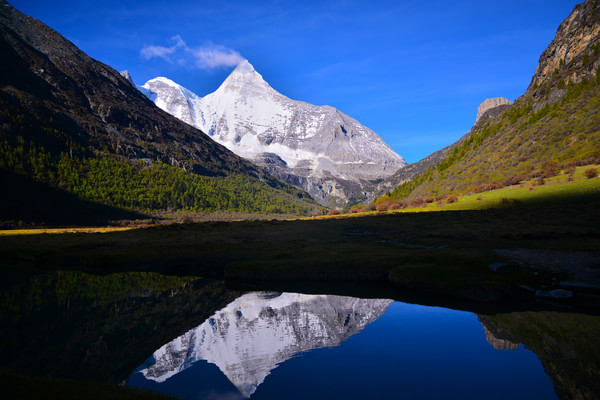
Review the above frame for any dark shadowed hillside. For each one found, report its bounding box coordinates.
[0,0,320,225]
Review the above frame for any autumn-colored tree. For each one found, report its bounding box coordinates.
[350,205,364,213]
[376,203,388,212]
[446,194,458,204]
[585,168,598,179]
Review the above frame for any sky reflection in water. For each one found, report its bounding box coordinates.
[127,293,557,400]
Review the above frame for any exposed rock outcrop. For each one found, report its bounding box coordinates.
[476,97,513,123]
[529,0,600,90]
[481,323,521,351]
[525,0,600,108]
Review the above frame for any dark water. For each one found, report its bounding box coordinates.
[0,269,598,399]
[126,293,556,400]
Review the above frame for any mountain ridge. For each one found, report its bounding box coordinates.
[0,0,320,224]
[139,60,406,207]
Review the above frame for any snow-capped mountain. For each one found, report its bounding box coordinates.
[138,61,406,206]
[136,292,392,398]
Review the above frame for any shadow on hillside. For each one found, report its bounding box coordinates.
[0,169,149,227]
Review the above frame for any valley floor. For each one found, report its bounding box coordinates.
[1,187,599,311]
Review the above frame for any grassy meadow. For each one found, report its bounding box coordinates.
[339,164,600,216]
[1,168,598,309]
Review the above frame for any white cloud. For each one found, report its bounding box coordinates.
[140,35,185,62]
[189,44,245,69]
[140,36,244,70]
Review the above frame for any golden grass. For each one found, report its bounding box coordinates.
[0,226,136,236]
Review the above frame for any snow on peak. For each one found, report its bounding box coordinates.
[119,70,134,85]
[145,76,180,88]
[218,59,271,93]
[134,59,407,205]
[233,59,255,74]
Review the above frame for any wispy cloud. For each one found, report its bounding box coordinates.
[188,45,245,69]
[140,35,186,62]
[140,35,245,70]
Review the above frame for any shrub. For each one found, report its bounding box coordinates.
[503,174,524,187]
[327,209,340,216]
[375,195,392,205]
[501,198,522,205]
[540,160,559,178]
[376,203,389,212]
[365,204,377,212]
[564,166,576,175]
[475,182,502,193]
[389,202,401,211]
[541,169,557,178]
[446,194,458,204]
[350,206,363,214]
[536,176,545,186]
[408,198,424,208]
[423,196,435,204]
[585,168,598,179]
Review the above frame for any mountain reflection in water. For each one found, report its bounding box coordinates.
[132,292,393,398]
[0,269,598,400]
[127,292,565,400]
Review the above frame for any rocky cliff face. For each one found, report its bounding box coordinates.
[526,0,600,107]
[476,97,513,122]
[137,292,392,398]
[480,322,521,351]
[529,0,600,90]
[140,61,406,206]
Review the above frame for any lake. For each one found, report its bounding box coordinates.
[0,269,598,399]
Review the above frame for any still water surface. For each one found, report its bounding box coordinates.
[126,291,556,400]
[1,270,597,399]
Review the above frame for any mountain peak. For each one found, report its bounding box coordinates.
[145,76,180,88]
[139,60,406,206]
[119,70,134,85]
[219,59,270,93]
[233,59,255,74]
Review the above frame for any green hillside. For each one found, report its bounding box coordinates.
[0,1,321,226]
[386,1,600,202]
[0,130,320,223]
[389,73,600,202]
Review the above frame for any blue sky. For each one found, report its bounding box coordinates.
[11,0,579,163]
